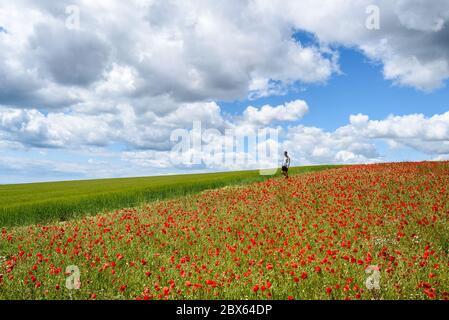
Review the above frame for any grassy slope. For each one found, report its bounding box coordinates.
[0,165,339,227]
[1,162,448,300]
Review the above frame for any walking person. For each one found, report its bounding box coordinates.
[281,151,291,179]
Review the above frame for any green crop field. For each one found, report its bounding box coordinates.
[0,165,339,227]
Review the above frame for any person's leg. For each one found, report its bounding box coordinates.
[282,167,287,179]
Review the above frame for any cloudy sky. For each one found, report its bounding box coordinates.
[1,0,449,183]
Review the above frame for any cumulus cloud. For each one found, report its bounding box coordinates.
[0,99,297,153]
[284,111,449,165]
[243,100,309,126]
[29,24,111,86]
[347,112,449,154]
[256,0,449,91]
[1,0,449,116]
[1,0,448,111]
[283,125,381,165]
[350,112,449,141]
[0,0,338,112]
[0,101,228,150]
[0,107,117,148]
[120,109,449,171]
[2,100,449,172]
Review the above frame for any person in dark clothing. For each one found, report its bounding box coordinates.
[281,151,290,179]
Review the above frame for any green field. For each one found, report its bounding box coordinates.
[0,165,339,227]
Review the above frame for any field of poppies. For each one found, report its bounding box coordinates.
[0,165,337,227]
[1,161,449,300]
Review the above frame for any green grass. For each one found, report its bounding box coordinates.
[0,165,340,227]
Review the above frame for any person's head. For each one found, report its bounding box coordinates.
[284,151,288,156]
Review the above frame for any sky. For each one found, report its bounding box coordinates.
[1,0,449,184]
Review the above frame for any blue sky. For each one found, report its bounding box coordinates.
[222,47,449,130]
[1,1,449,183]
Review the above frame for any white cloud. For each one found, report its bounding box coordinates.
[283,125,381,165]
[355,112,449,141]
[0,0,342,166]
[3,101,449,170]
[255,0,449,91]
[0,107,117,148]
[0,101,228,150]
[284,111,449,165]
[1,0,449,117]
[383,57,449,92]
[0,0,339,113]
[0,99,307,152]
[349,112,449,154]
[243,100,309,126]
